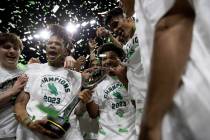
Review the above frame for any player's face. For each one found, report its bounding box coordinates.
[0,42,20,70]
[120,0,134,17]
[110,17,132,44]
[101,51,120,68]
[46,36,67,66]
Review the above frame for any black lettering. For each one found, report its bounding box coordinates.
[65,88,70,92]
[48,77,54,82]
[48,96,52,102]
[63,83,69,89]
[44,95,47,102]
[112,84,117,90]
[43,77,48,83]
[51,97,56,103]
[108,87,112,93]
[112,103,115,109]
[56,98,60,104]
[116,103,119,108]
[58,78,62,83]
[54,77,59,82]
[104,94,108,99]
[123,101,126,106]
[61,80,66,85]
[104,90,109,95]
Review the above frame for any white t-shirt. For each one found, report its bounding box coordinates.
[123,32,146,137]
[93,75,136,140]
[135,0,210,139]
[123,33,139,62]
[123,33,146,100]
[16,63,83,140]
[0,67,23,138]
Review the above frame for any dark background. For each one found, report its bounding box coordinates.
[0,0,118,64]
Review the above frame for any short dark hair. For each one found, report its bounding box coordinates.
[97,43,125,61]
[48,24,73,51]
[0,33,23,51]
[105,7,124,25]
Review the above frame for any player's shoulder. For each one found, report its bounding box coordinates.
[94,75,111,90]
[65,69,82,84]
[27,63,45,69]
[68,69,81,77]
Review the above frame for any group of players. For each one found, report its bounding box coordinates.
[1,0,210,140]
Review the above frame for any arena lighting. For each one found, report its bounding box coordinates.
[28,36,33,40]
[90,19,96,25]
[29,47,36,51]
[66,23,77,33]
[26,19,96,41]
[39,30,50,40]
[42,49,46,54]
[76,23,80,28]
[22,37,27,42]
[52,5,59,13]
[33,34,40,39]
[99,54,106,58]
[81,21,88,27]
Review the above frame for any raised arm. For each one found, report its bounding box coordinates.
[96,27,123,48]
[140,0,195,140]
[79,89,100,119]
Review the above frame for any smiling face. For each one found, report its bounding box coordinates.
[46,35,68,67]
[109,16,134,44]
[101,51,121,76]
[0,42,21,70]
[101,51,120,68]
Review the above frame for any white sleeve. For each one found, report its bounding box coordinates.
[24,63,41,93]
[24,79,31,93]
[24,71,33,93]
[74,73,82,96]
[137,0,175,25]
[92,87,103,107]
[69,70,82,96]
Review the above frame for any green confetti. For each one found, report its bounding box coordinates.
[17,63,27,71]
[37,104,59,118]
[28,1,35,5]
[118,128,128,133]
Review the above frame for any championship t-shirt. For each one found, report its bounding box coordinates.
[93,75,136,140]
[16,63,83,140]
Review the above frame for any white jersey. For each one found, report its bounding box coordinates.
[93,75,136,140]
[16,63,83,140]
[135,0,210,139]
[123,33,139,63]
[123,33,146,100]
[0,67,23,138]
[123,32,146,136]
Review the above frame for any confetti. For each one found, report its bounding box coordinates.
[1,0,118,64]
